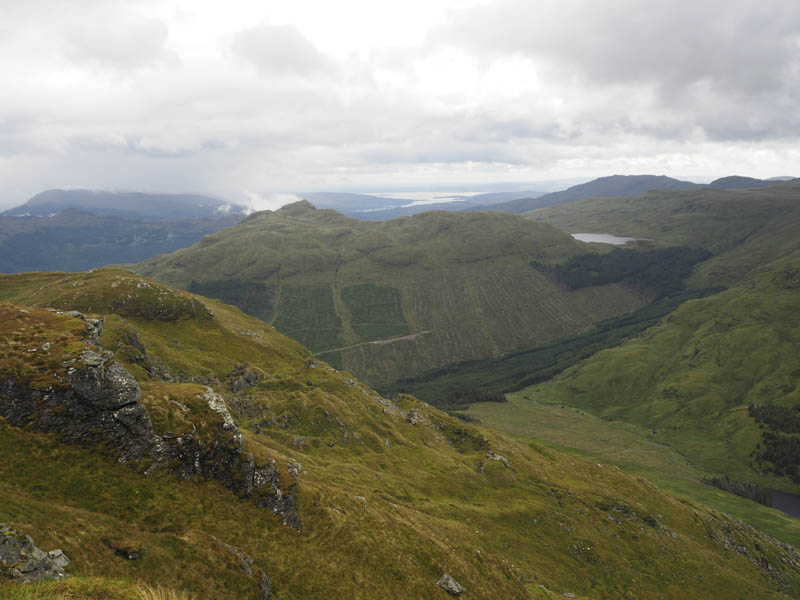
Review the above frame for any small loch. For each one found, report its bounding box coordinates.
[571,233,638,245]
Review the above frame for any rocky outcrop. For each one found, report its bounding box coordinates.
[0,524,69,583]
[225,363,260,393]
[0,347,156,463]
[212,535,273,600]
[0,309,299,528]
[437,573,465,596]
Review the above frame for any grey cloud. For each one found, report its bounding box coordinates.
[232,23,333,76]
[436,0,800,142]
[64,17,172,70]
[439,0,800,93]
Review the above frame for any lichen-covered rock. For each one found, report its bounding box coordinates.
[0,524,69,583]
[437,573,465,596]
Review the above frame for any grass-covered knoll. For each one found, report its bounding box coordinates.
[527,180,800,287]
[522,263,800,493]
[133,202,647,385]
[3,270,800,598]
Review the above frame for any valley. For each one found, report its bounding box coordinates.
[3,177,800,599]
[5,269,800,598]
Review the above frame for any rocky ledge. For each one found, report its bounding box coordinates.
[0,308,299,528]
[0,524,69,583]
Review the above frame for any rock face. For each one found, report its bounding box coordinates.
[0,309,299,528]
[437,573,466,596]
[0,524,69,583]
[0,347,155,463]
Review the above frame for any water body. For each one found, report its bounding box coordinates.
[768,489,800,518]
[572,233,638,245]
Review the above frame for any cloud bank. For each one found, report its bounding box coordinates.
[0,0,798,208]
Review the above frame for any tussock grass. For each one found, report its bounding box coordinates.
[136,583,193,600]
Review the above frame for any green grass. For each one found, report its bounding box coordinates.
[515,263,800,493]
[467,392,800,548]
[3,269,800,598]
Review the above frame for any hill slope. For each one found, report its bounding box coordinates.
[2,268,800,598]
[528,181,800,287]
[709,176,796,190]
[132,202,648,386]
[523,263,800,492]
[472,175,700,214]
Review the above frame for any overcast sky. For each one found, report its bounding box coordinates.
[1,0,799,210]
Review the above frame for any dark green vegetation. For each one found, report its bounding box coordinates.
[382,288,722,407]
[533,247,712,299]
[522,263,800,492]
[0,209,242,274]
[529,180,800,288]
[188,279,275,322]
[705,476,773,508]
[749,403,800,483]
[3,269,800,599]
[3,189,247,220]
[134,202,647,385]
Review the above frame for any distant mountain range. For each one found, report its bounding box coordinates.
[0,208,242,273]
[302,190,545,220]
[0,189,248,273]
[465,174,797,214]
[3,189,248,221]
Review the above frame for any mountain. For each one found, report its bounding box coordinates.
[521,263,800,493]
[452,190,545,204]
[2,268,800,598]
[3,189,248,221]
[300,190,545,221]
[301,192,405,212]
[132,201,649,386]
[709,176,796,190]
[470,175,700,214]
[528,180,800,288]
[0,208,242,273]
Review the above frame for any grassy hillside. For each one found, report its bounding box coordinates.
[520,263,800,493]
[133,202,647,385]
[382,287,722,408]
[3,268,800,599]
[466,393,800,549]
[527,181,800,287]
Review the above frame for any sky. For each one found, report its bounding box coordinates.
[1,0,799,210]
